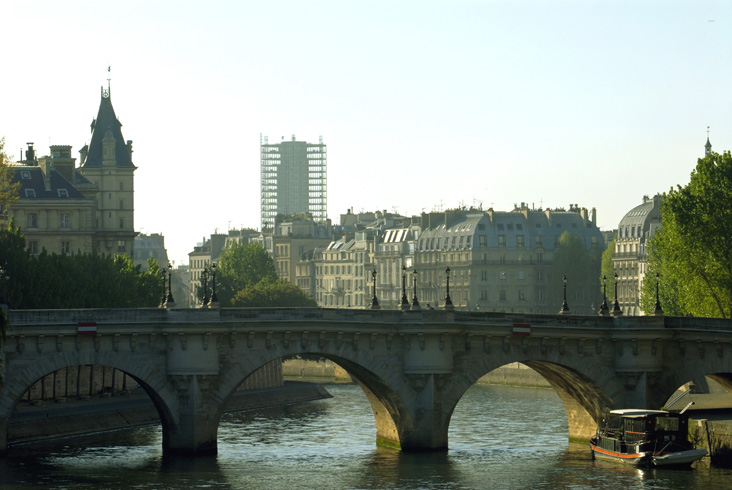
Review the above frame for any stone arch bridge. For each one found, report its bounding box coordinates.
[1,307,731,456]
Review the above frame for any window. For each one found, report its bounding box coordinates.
[120,182,124,191]
[119,200,124,210]
[119,218,124,229]
[29,241,39,254]
[59,213,70,229]
[21,170,31,179]
[58,189,69,197]
[498,235,506,246]
[518,290,526,301]
[26,213,38,228]
[500,289,507,301]
[479,235,487,248]
[117,240,126,253]
[25,189,36,198]
[61,241,71,255]
[517,235,524,248]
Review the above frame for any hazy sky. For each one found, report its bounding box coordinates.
[3,0,730,265]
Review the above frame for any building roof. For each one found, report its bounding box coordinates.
[617,195,662,241]
[81,88,135,169]
[11,166,88,200]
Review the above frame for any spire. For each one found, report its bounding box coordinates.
[705,126,712,156]
[81,85,134,169]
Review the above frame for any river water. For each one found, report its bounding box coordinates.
[2,383,731,489]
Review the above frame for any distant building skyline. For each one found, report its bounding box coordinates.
[260,135,327,231]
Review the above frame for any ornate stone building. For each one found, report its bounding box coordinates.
[7,87,137,257]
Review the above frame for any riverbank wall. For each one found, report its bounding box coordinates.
[8,381,331,445]
[283,359,551,387]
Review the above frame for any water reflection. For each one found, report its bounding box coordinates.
[3,383,732,490]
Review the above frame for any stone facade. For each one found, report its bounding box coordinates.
[6,88,137,257]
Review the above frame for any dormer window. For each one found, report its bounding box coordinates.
[21,170,31,179]
[25,189,36,197]
[58,189,69,197]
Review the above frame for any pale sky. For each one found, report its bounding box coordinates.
[3,0,730,265]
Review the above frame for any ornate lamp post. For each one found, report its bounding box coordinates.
[369,268,380,310]
[400,265,410,311]
[411,268,420,310]
[160,267,168,307]
[558,275,570,315]
[443,267,454,310]
[210,263,219,308]
[165,263,176,308]
[612,272,623,316]
[654,272,664,316]
[599,275,609,316]
[201,267,209,308]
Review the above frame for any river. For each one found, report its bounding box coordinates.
[2,383,731,489]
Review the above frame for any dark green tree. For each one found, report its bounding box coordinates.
[217,242,278,306]
[549,231,603,314]
[641,150,732,317]
[600,236,616,306]
[0,137,20,216]
[231,279,317,307]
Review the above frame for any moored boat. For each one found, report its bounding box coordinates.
[590,408,706,468]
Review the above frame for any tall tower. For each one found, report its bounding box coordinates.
[78,85,137,256]
[260,134,327,230]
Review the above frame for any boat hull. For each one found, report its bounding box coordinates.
[590,441,707,468]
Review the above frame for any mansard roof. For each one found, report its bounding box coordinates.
[12,166,88,200]
[81,88,134,169]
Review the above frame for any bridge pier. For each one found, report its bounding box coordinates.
[399,374,450,451]
[164,375,219,456]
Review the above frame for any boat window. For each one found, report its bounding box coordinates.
[656,417,679,432]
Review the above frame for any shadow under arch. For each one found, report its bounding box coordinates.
[440,361,613,445]
[0,357,178,454]
[213,352,411,451]
[522,360,612,440]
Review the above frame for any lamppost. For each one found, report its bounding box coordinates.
[612,272,623,316]
[558,275,570,315]
[654,272,664,316]
[369,268,380,310]
[210,263,219,308]
[200,267,209,308]
[599,275,609,316]
[411,268,420,310]
[443,267,454,310]
[165,263,176,308]
[400,266,410,311]
[0,264,8,308]
[160,267,168,307]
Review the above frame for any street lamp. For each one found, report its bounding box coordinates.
[166,263,176,308]
[400,265,410,311]
[558,275,570,315]
[654,272,664,316]
[201,267,209,307]
[369,268,380,310]
[599,275,609,316]
[160,267,168,307]
[612,272,623,316]
[443,267,454,310]
[411,268,421,310]
[210,263,219,308]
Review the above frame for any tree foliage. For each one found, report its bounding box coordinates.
[600,236,616,303]
[0,223,162,308]
[549,231,603,314]
[231,279,317,307]
[641,150,732,318]
[216,242,277,306]
[0,137,21,215]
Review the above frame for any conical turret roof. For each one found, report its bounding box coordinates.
[81,87,134,168]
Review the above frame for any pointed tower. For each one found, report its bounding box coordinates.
[705,126,712,156]
[78,86,137,256]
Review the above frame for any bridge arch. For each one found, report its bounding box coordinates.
[0,350,180,453]
[211,346,412,450]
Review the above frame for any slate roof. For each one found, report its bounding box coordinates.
[80,89,134,168]
[12,167,88,200]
